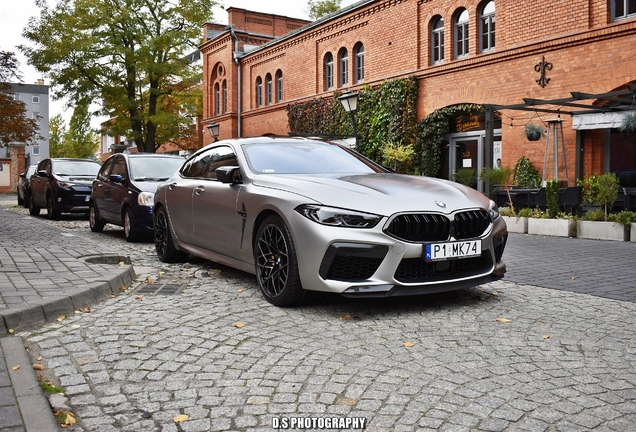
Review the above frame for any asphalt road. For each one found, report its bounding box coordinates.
[5,201,636,431]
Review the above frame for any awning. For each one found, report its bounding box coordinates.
[572,112,627,130]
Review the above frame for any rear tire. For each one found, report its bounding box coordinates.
[28,192,40,216]
[123,207,138,242]
[154,206,188,263]
[89,203,105,232]
[254,215,305,306]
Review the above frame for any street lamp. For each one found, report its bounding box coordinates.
[337,90,359,150]
[207,121,220,142]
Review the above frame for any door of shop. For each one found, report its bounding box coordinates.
[449,135,484,192]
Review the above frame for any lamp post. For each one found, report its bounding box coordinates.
[337,90,359,150]
[206,121,220,142]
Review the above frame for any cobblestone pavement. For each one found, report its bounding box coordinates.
[5,202,636,431]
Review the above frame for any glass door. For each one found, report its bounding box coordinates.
[450,137,484,192]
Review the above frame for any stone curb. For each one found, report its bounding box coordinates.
[0,264,136,336]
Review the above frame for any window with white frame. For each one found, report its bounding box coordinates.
[32,146,40,155]
[276,70,283,102]
[455,9,469,58]
[214,83,220,115]
[480,1,495,52]
[324,53,334,90]
[222,80,227,113]
[32,95,40,103]
[266,73,273,105]
[354,43,364,83]
[612,0,636,21]
[339,48,349,87]
[431,17,445,64]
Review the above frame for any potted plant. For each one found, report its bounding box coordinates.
[524,123,545,141]
[512,156,541,188]
[619,111,636,133]
[480,165,514,210]
[577,172,620,221]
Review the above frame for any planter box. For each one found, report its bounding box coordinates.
[502,216,528,234]
[633,223,636,242]
[527,218,576,238]
[577,220,629,241]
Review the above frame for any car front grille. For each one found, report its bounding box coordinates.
[385,210,491,242]
[394,254,493,283]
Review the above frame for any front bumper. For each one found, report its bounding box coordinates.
[287,210,508,296]
[55,187,92,212]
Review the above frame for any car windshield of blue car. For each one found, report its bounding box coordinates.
[130,157,184,182]
[54,161,100,176]
[242,142,385,174]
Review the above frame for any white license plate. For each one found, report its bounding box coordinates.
[85,195,90,201]
[425,240,481,262]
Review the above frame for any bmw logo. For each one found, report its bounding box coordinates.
[435,200,446,208]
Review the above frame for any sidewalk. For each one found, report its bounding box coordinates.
[0,193,136,431]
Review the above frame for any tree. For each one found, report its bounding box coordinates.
[49,113,66,157]
[64,103,100,158]
[307,0,342,20]
[21,0,218,153]
[0,50,41,147]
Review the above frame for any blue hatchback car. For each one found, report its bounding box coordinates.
[89,153,184,242]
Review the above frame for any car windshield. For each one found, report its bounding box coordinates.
[53,160,101,176]
[129,157,184,182]
[242,141,385,174]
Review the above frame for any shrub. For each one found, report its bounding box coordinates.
[546,179,560,219]
[608,210,636,225]
[512,156,541,187]
[577,172,620,221]
[453,168,477,188]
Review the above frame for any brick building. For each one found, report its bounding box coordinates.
[200,0,636,190]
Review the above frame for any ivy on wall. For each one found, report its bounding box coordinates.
[287,77,482,177]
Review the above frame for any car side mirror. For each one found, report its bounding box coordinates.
[216,166,242,184]
[109,174,124,184]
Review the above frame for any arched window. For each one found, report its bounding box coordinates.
[480,1,495,52]
[454,9,469,58]
[612,0,636,21]
[265,73,273,105]
[338,48,349,87]
[222,80,227,113]
[276,70,283,102]
[256,77,263,107]
[354,43,364,83]
[214,83,220,115]
[324,52,334,90]
[431,17,444,64]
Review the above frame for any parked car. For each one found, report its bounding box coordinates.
[28,158,101,219]
[89,153,184,242]
[153,137,508,306]
[17,165,37,207]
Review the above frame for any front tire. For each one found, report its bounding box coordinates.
[46,194,61,220]
[28,193,40,216]
[89,203,105,232]
[17,193,24,206]
[154,206,188,263]
[254,215,305,306]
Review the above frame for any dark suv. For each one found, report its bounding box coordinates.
[28,158,101,219]
[89,153,184,242]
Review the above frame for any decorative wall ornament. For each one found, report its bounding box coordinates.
[534,56,552,88]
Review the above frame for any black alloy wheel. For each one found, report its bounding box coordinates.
[28,192,40,216]
[123,207,138,242]
[154,206,188,263]
[46,194,61,220]
[254,215,304,306]
[89,203,105,232]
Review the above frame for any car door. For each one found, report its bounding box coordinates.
[107,156,130,222]
[30,159,50,207]
[92,157,115,221]
[191,145,242,258]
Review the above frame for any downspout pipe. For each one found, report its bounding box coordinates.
[229,25,242,138]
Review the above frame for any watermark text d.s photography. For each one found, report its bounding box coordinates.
[272,417,367,430]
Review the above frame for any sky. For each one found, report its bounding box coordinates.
[0,0,357,126]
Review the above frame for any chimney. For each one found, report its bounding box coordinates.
[37,79,44,85]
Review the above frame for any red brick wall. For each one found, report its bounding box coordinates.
[201,0,636,184]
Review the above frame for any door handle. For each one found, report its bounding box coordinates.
[167,183,177,190]
[194,186,205,195]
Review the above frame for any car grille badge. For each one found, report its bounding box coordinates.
[435,200,446,208]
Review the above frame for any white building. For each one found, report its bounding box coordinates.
[8,81,50,166]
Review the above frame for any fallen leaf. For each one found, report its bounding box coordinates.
[37,356,42,361]
[403,341,415,347]
[543,335,551,339]
[119,285,128,292]
[336,397,358,406]
[340,314,353,320]
[491,291,499,296]
[84,307,91,313]
[173,414,189,423]
[33,364,45,371]
[233,322,246,328]
[74,310,82,314]
[71,325,80,329]
[57,315,67,322]
[236,289,244,293]
[8,329,14,334]
[65,412,76,425]
[496,318,512,323]
[144,277,152,283]
[135,297,143,301]
[12,365,19,371]
[110,294,115,298]
[37,374,43,380]
[571,276,576,280]
[119,261,125,266]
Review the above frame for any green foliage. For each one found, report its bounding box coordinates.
[307,0,341,19]
[577,172,620,221]
[608,210,636,225]
[48,114,66,158]
[524,123,545,141]
[480,166,513,209]
[415,104,483,176]
[582,209,606,221]
[512,156,541,187]
[453,168,477,188]
[380,142,414,173]
[517,207,534,218]
[545,179,560,219]
[618,111,636,133]
[21,0,217,153]
[49,105,99,158]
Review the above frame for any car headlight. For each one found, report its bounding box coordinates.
[58,181,76,189]
[488,200,500,220]
[295,205,382,228]
[138,192,155,207]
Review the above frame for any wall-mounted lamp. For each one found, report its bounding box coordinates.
[337,90,359,150]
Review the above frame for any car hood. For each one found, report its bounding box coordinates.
[252,173,491,215]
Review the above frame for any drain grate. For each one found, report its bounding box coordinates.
[136,282,187,295]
